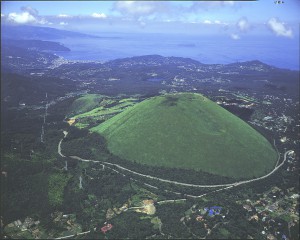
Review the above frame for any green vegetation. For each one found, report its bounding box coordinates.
[219,227,231,238]
[48,173,71,207]
[1,154,52,223]
[231,93,260,103]
[67,94,104,117]
[68,94,139,129]
[151,216,162,229]
[61,128,236,185]
[92,93,277,179]
[73,100,134,119]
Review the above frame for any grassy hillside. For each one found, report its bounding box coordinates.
[68,95,140,128]
[67,94,104,117]
[91,93,277,179]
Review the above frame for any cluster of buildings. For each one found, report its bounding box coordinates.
[4,217,42,239]
[239,186,299,240]
[3,212,84,239]
[182,204,227,237]
[249,94,297,134]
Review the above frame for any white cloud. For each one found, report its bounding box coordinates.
[57,14,71,18]
[139,20,146,28]
[91,13,107,19]
[1,13,4,18]
[8,12,36,24]
[267,18,293,38]
[237,17,249,32]
[230,33,240,40]
[114,1,155,15]
[203,20,226,25]
[203,20,212,24]
[224,1,235,6]
[38,18,48,25]
[59,21,68,25]
[113,1,169,19]
[6,6,48,25]
[20,6,39,17]
[192,1,236,11]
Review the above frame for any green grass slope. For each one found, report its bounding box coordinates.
[91,93,277,179]
[67,94,104,117]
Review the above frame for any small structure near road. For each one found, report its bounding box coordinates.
[132,199,156,215]
[67,118,76,126]
[204,206,222,217]
[101,223,113,234]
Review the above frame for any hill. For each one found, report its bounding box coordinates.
[1,44,58,73]
[105,54,203,68]
[67,94,104,117]
[1,25,100,40]
[2,39,70,52]
[91,93,277,179]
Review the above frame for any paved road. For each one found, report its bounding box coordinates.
[58,131,68,157]
[157,199,187,204]
[58,132,292,189]
[55,132,292,238]
[55,230,92,239]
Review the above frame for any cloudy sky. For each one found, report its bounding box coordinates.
[1,1,300,39]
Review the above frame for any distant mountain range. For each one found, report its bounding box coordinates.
[2,39,71,52]
[1,25,299,107]
[104,54,276,70]
[1,25,101,40]
[1,25,122,41]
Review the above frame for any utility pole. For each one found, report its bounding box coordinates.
[30,150,34,160]
[41,126,44,143]
[45,102,48,117]
[64,160,68,171]
[79,175,83,189]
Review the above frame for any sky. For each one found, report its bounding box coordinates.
[1,1,300,38]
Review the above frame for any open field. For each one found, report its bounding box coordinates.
[68,94,139,128]
[91,93,277,179]
[67,94,104,117]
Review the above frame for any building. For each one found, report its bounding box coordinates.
[196,215,204,222]
[101,223,113,234]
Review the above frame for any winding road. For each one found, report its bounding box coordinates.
[58,131,292,189]
[55,131,292,239]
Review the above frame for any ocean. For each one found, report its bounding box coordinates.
[56,33,299,70]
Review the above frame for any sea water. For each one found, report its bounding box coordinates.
[56,32,299,70]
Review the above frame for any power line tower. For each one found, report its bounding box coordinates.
[41,125,44,143]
